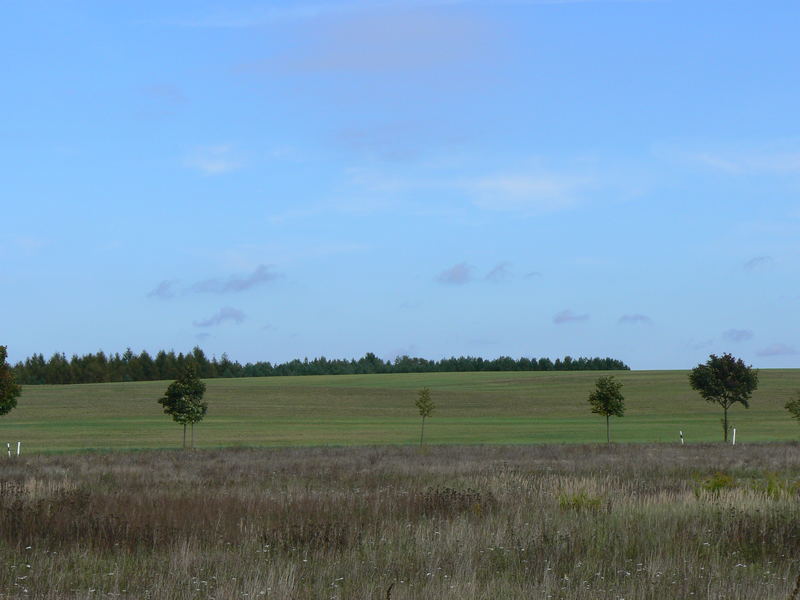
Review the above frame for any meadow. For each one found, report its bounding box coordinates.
[1,370,800,452]
[1,444,800,598]
[2,371,800,598]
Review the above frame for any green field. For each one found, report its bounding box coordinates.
[2,369,800,452]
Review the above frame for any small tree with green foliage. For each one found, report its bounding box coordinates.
[158,366,207,448]
[689,353,758,442]
[415,387,435,447]
[588,375,625,444]
[0,346,22,418]
[785,392,800,431]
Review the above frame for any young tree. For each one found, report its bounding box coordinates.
[158,366,208,448]
[588,375,625,444]
[689,353,758,442]
[0,346,22,418]
[785,392,800,430]
[415,387,435,447]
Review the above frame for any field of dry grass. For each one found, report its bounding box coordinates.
[1,443,799,598]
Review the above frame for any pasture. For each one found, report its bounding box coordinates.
[1,369,799,452]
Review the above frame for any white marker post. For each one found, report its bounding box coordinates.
[16,442,20,456]
[732,428,736,446]
[6,443,9,458]
[679,430,684,445]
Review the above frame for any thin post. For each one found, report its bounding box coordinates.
[732,428,736,446]
[183,424,187,449]
[606,415,610,444]
[420,417,425,447]
[6,443,9,458]
[16,442,20,456]
[191,423,195,449]
[679,430,684,445]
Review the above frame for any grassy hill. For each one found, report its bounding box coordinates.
[2,369,799,452]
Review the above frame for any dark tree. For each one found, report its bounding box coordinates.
[588,375,625,444]
[689,353,758,442]
[0,346,22,417]
[415,387,435,447]
[784,391,800,432]
[158,366,208,448]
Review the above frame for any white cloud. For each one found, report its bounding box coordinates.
[340,166,594,216]
[689,150,800,175]
[184,144,241,175]
[463,174,587,214]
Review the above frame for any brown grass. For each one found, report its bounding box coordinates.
[0,443,799,598]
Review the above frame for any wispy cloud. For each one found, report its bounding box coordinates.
[175,0,660,28]
[744,256,773,271]
[618,314,652,325]
[190,265,280,294]
[333,121,466,162]
[147,280,180,299]
[691,151,800,175]
[437,262,473,285]
[689,339,714,350]
[485,262,511,282]
[525,271,542,278]
[142,84,187,105]
[340,166,596,216]
[554,309,589,324]
[5,236,48,257]
[722,329,754,342]
[463,173,588,214]
[151,266,280,299]
[136,83,188,119]
[277,9,487,73]
[184,144,241,175]
[756,343,797,357]
[193,307,246,328]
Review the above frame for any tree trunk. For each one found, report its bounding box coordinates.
[723,407,728,442]
[420,417,425,448]
[191,423,195,449]
[606,415,610,444]
[182,423,186,449]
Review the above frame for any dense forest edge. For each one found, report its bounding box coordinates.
[12,348,630,385]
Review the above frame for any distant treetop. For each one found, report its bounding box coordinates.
[12,348,630,385]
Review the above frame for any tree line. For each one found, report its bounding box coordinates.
[12,348,630,385]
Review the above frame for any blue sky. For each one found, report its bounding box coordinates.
[3,0,799,369]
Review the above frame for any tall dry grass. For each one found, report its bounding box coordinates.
[0,443,799,598]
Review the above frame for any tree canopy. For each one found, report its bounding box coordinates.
[588,375,625,443]
[784,391,800,428]
[158,366,208,448]
[689,353,758,442]
[0,346,22,417]
[415,388,435,447]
